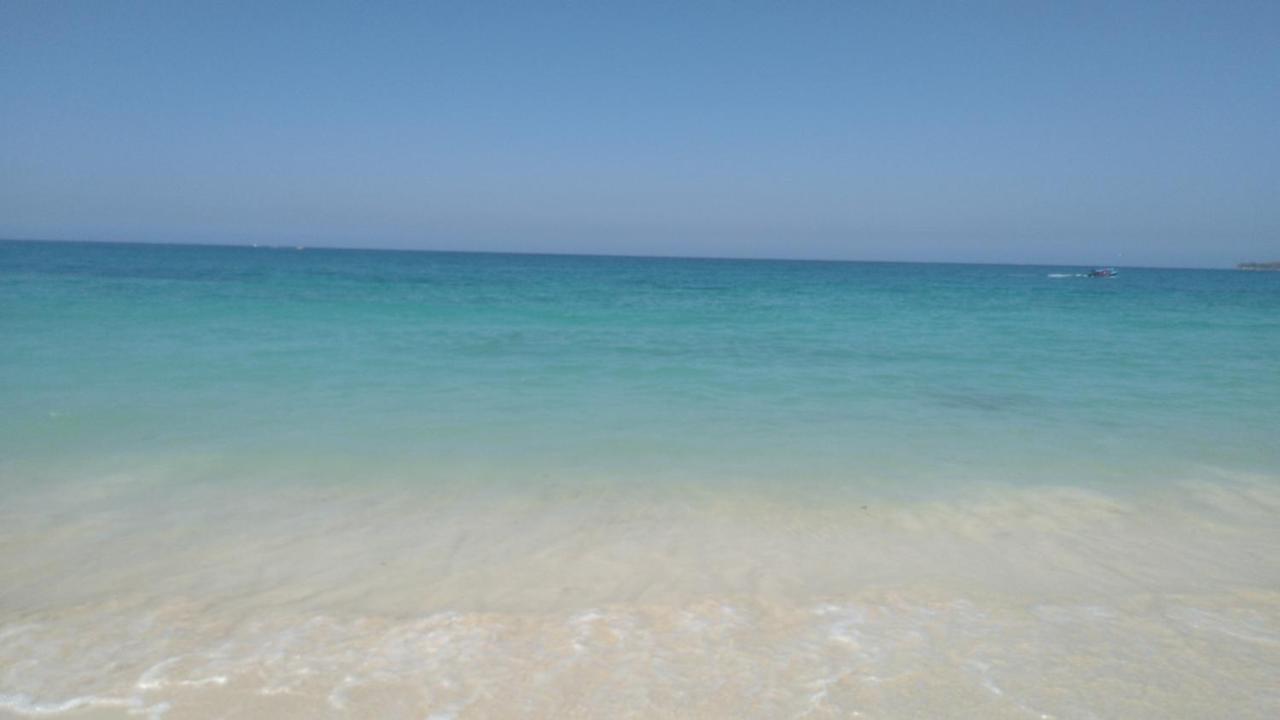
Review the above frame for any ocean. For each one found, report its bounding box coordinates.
[2,239,1278,718]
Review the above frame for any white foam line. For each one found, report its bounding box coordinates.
[137,657,181,690]
[179,676,229,688]
[0,693,141,716]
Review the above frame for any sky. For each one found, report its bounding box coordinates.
[2,2,1277,267]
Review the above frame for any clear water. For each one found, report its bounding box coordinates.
[5,240,1277,486]
[2,240,1278,718]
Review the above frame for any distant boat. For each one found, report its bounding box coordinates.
[1086,267,1118,278]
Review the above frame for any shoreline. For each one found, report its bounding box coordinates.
[3,474,1278,718]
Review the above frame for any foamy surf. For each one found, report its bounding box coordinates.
[2,594,1276,719]
[2,476,1279,718]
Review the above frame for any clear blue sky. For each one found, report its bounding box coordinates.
[2,1,1276,266]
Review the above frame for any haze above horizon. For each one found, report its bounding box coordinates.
[3,2,1277,268]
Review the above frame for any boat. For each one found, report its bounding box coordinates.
[1086,267,1118,278]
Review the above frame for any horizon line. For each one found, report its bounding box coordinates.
[0,235,1242,272]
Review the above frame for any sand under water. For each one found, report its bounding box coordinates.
[2,461,1278,719]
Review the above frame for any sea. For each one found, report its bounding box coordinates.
[2,239,1278,719]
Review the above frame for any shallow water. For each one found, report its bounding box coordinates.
[1,240,1278,718]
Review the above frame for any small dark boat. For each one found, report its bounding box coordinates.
[1087,267,1118,278]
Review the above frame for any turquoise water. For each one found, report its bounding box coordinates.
[3,239,1278,492]
[3,239,1279,719]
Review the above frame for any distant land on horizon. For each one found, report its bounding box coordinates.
[1237,261,1280,271]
